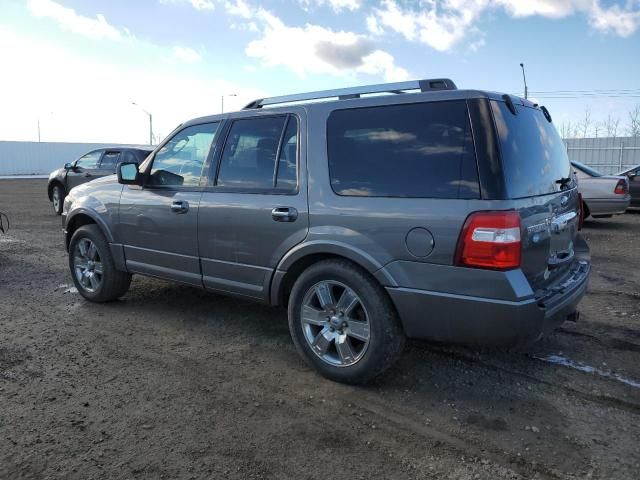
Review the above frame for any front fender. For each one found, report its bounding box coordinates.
[64,183,122,246]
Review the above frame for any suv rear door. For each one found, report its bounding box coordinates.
[490,99,582,292]
[198,110,308,300]
[116,122,220,285]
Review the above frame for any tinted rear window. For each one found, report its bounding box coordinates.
[327,100,479,198]
[491,101,571,198]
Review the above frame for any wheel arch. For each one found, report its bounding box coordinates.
[65,210,114,250]
[269,241,397,306]
[48,180,65,201]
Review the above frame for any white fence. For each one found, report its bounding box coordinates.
[0,141,148,176]
[564,137,640,175]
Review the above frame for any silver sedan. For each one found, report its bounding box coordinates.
[572,161,630,218]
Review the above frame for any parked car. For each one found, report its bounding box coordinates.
[571,161,630,218]
[61,79,590,384]
[616,164,640,208]
[47,147,152,215]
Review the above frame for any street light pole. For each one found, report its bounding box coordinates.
[519,63,528,100]
[37,118,41,143]
[221,93,237,113]
[132,102,154,145]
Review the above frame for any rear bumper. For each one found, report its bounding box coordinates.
[586,196,630,216]
[385,240,591,347]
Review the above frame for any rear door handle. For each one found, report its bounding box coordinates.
[271,207,298,222]
[171,200,189,214]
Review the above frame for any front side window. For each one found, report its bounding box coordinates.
[217,116,295,191]
[75,151,102,169]
[100,151,121,170]
[327,101,479,198]
[149,123,219,187]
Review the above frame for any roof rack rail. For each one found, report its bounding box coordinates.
[243,78,457,109]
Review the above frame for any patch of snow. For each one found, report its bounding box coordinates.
[534,354,640,389]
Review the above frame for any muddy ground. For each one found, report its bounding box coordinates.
[0,178,638,480]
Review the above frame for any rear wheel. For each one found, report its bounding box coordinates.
[288,259,405,384]
[68,225,131,302]
[51,185,65,215]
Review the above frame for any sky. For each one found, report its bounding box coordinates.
[0,0,639,144]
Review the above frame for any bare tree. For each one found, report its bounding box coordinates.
[580,107,592,138]
[605,114,621,138]
[559,121,572,139]
[629,105,640,137]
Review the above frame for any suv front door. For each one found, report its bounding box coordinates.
[198,112,308,300]
[117,123,220,285]
[67,150,103,190]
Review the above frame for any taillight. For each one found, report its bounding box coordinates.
[577,193,584,230]
[614,179,627,195]
[455,211,521,270]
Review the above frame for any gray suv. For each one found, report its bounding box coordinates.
[62,79,590,383]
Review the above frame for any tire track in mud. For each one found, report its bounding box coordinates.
[412,343,640,415]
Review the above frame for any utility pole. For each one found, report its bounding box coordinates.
[37,118,41,142]
[132,102,153,145]
[520,63,528,99]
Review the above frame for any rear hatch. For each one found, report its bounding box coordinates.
[490,99,581,292]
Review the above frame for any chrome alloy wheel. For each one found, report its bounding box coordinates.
[73,238,103,293]
[300,280,371,367]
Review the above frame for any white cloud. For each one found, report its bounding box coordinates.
[225,0,252,18]
[300,0,361,12]
[366,15,384,35]
[187,0,216,10]
[588,2,640,37]
[245,9,408,81]
[371,0,640,52]
[27,0,124,41]
[171,46,202,63]
[0,25,263,143]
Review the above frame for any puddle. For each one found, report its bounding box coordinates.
[534,354,640,389]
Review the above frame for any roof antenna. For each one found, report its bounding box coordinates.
[519,63,528,99]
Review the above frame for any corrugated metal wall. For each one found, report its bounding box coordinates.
[0,141,146,175]
[564,137,640,175]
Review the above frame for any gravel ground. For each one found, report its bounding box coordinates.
[1,179,639,480]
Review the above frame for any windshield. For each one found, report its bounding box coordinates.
[491,100,572,198]
[572,161,602,177]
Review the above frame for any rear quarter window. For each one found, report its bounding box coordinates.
[327,100,479,199]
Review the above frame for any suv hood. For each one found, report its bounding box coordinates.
[69,174,119,196]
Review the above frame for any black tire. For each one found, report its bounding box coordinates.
[288,259,405,384]
[68,225,131,302]
[51,185,65,215]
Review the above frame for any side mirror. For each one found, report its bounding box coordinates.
[64,162,73,170]
[117,162,140,185]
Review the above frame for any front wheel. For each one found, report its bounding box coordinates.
[51,185,65,215]
[288,259,405,384]
[68,225,131,302]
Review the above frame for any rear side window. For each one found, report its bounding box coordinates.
[491,101,571,198]
[217,115,298,192]
[327,100,479,198]
[99,151,120,170]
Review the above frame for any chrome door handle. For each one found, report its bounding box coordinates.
[171,200,189,214]
[271,207,298,222]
